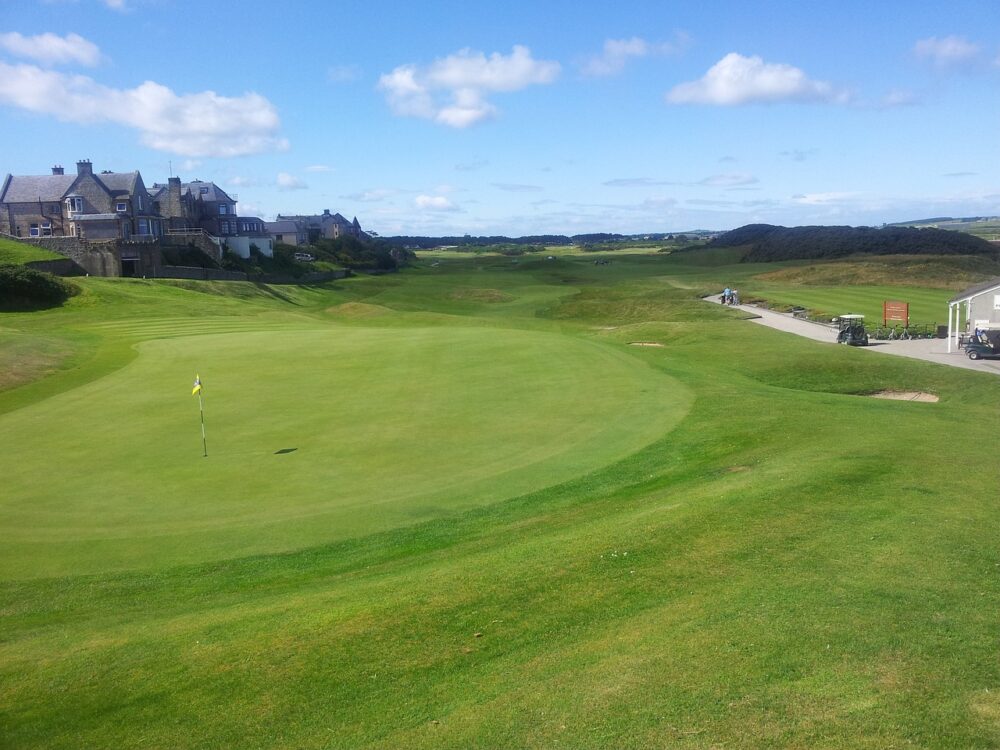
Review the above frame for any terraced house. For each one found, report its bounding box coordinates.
[0,160,163,240]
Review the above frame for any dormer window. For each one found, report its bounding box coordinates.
[66,196,83,214]
[200,187,209,195]
[116,202,127,212]
[219,204,229,215]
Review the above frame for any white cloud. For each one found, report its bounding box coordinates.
[378,45,560,128]
[227,175,258,187]
[235,201,267,219]
[0,62,288,156]
[415,194,459,211]
[305,164,331,172]
[103,0,127,9]
[913,35,981,68]
[791,191,861,205]
[276,172,307,191]
[581,32,691,77]
[0,32,101,67]
[180,159,201,171]
[667,53,849,106]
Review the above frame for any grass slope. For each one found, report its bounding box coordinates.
[2,251,1000,748]
[0,236,64,265]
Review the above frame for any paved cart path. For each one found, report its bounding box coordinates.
[704,296,1000,376]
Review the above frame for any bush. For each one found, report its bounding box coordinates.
[0,264,77,310]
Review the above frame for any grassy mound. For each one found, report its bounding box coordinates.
[0,264,77,310]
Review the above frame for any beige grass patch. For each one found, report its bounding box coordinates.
[325,302,393,317]
[870,391,939,403]
[448,288,513,303]
[628,342,665,347]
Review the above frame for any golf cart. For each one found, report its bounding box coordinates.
[965,329,1000,360]
[835,314,869,346]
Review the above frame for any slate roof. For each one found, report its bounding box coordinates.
[950,277,1000,304]
[184,181,234,203]
[265,220,304,234]
[0,174,76,203]
[99,172,140,196]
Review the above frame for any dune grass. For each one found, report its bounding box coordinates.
[2,249,1000,748]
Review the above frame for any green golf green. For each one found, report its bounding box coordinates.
[0,324,691,579]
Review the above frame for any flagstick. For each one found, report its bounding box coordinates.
[198,390,208,457]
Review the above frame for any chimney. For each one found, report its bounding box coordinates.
[76,159,93,176]
[323,209,331,216]
[164,176,183,219]
[51,165,64,175]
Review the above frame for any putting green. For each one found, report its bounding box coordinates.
[0,325,691,579]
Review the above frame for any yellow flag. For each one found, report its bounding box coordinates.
[192,374,202,395]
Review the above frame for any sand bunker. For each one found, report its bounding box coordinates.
[870,391,939,403]
[629,342,665,347]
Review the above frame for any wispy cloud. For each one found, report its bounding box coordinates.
[492,182,543,192]
[327,64,361,83]
[0,31,102,67]
[276,172,307,191]
[305,164,332,172]
[667,53,850,106]
[778,148,818,162]
[455,159,489,171]
[943,171,978,178]
[0,62,288,157]
[699,173,758,187]
[913,35,981,68]
[603,177,673,187]
[378,45,560,128]
[581,32,691,77]
[227,175,259,187]
[342,188,399,202]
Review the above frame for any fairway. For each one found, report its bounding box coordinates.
[0,324,691,579]
[4,251,1000,749]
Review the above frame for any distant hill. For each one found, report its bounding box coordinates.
[708,224,997,262]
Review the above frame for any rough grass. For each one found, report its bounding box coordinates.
[2,249,1000,748]
[753,253,1000,289]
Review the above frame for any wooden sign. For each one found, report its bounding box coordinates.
[883,300,909,326]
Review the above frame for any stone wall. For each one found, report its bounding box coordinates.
[25,258,85,276]
[16,236,161,277]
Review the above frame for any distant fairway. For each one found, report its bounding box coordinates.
[0,324,690,579]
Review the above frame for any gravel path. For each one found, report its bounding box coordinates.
[704,296,1000,376]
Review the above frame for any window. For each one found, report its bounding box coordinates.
[116,202,127,212]
[42,222,52,237]
[220,220,231,234]
[138,218,149,235]
[219,204,229,215]
[137,195,144,211]
[29,223,39,237]
[275,234,284,242]
[200,187,209,195]
[67,197,83,214]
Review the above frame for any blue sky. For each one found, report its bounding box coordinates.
[1,0,998,235]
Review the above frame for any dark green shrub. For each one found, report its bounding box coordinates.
[0,264,77,310]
